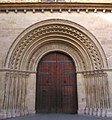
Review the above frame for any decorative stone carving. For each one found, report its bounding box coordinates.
[1,3,112,14]
[5,19,107,71]
[4,19,109,117]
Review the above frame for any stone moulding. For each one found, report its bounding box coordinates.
[0,3,112,13]
[5,19,108,71]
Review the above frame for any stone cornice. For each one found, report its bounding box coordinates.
[0,2,112,13]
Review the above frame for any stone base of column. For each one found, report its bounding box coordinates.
[27,109,35,115]
[106,109,112,117]
[0,109,7,119]
[0,109,36,119]
[78,108,85,115]
[78,107,111,117]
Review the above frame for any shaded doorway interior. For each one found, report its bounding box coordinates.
[36,52,78,114]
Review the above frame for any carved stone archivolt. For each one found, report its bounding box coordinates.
[5,19,108,71]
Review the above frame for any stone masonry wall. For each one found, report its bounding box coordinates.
[0,12,112,68]
[0,11,112,117]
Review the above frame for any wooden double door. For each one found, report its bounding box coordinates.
[36,52,78,113]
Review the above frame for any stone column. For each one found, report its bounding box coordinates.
[77,73,86,114]
[27,73,36,115]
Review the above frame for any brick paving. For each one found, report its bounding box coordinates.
[7,114,112,120]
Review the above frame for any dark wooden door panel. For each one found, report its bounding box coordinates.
[36,52,77,113]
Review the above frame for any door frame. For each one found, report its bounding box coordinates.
[35,51,78,114]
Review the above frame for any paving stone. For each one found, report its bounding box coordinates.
[7,114,112,120]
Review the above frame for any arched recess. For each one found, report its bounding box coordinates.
[36,51,78,113]
[4,19,109,116]
[5,19,108,71]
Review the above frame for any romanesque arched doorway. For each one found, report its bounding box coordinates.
[36,52,78,113]
[4,19,109,118]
